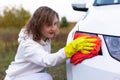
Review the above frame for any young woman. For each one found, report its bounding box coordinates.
[4,6,97,80]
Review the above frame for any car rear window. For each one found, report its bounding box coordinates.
[94,0,120,6]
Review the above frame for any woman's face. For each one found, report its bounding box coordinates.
[41,15,59,40]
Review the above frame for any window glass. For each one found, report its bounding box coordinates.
[94,0,120,6]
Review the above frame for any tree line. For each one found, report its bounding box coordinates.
[0,7,31,28]
[0,7,69,29]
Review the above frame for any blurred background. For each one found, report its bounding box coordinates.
[0,0,85,22]
[0,0,84,80]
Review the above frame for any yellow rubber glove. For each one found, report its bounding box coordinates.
[64,36,97,58]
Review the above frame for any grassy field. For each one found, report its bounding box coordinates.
[0,22,76,80]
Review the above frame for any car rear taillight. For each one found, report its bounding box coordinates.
[75,31,102,55]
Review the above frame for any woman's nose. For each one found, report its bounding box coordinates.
[51,25,57,30]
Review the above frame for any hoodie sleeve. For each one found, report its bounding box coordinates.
[21,39,66,67]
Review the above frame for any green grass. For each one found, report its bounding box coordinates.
[0,27,69,80]
[0,28,19,80]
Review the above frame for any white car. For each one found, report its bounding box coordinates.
[66,0,120,80]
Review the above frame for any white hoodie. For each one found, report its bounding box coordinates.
[5,28,66,79]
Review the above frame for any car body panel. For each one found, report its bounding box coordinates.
[66,0,120,80]
[77,5,120,36]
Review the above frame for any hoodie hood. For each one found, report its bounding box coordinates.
[18,28,32,43]
[17,28,51,45]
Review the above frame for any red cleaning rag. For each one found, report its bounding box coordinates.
[70,33,101,65]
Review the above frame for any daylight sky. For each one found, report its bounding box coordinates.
[0,0,85,22]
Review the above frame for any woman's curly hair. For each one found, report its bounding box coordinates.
[25,6,59,41]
